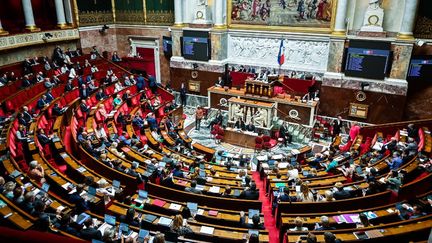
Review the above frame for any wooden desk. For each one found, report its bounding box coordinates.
[223,129,257,149]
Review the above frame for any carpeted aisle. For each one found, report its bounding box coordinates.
[253,171,279,243]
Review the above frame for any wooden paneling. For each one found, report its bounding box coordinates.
[277,103,312,126]
[209,92,234,111]
[319,86,406,124]
[170,68,223,96]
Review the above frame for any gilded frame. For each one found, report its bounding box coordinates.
[226,0,338,34]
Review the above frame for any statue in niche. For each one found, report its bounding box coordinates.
[360,0,384,32]
[253,108,267,127]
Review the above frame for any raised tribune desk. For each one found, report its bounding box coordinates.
[208,86,318,126]
[222,128,258,148]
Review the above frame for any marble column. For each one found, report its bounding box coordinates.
[54,0,67,28]
[174,0,183,26]
[0,18,9,35]
[398,0,419,39]
[63,0,73,24]
[214,0,225,28]
[332,0,349,35]
[22,0,39,31]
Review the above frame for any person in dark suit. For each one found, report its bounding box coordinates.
[239,211,265,229]
[22,106,33,124]
[122,90,132,107]
[333,182,351,200]
[234,117,245,130]
[45,90,54,103]
[17,113,28,127]
[80,218,102,241]
[79,84,90,99]
[180,82,187,106]
[279,122,292,146]
[36,95,48,110]
[69,184,90,214]
[245,121,256,133]
[80,99,90,115]
[332,116,343,137]
[136,73,146,91]
[37,129,51,146]
[19,191,36,214]
[149,76,157,94]
[239,183,259,200]
[314,216,336,231]
[65,80,74,92]
[185,180,202,194]
[119,208,140,227]
[215,76,224,87]
[22,75,32,88]
[172,164,184,178]
[95,88,107,101]
[52,103,64,116]
[407,123,418,140]
[111,51,121,62]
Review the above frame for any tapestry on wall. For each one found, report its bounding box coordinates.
[414,0,432,39]
[231,0,333,28]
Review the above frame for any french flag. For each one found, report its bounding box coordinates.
[277,39,285,66]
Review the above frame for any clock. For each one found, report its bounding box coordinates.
[356,91,367,102]
[196,10,204,20]
[368,15,379,26]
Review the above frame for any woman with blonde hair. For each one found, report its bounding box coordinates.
[170,214,193,236]
[297,183,314,202]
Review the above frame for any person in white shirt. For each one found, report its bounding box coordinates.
[287,164,299,184]
[111,73,119,83]
[114,80,123,93]
[69,67,77,80]
[60,64,69,74]
[90,65,99,73]
[151,128,162,142]
[95,124,109,143]
[297,183,315,202]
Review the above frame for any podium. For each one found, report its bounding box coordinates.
[244,75,282,97]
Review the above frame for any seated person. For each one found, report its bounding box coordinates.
[36,95,49,110]
[239,182,259,200]
[185,180,202,194]
[215,76,224,87]
[239,211,265,229]
[234,117,245,130]
[37,128,52,146]
[80,218,102,241]
[289,217,309,231]
[69,184,90,213]
[333,182,351,200]
[28,160,46,184]
[387,152,403,170]
[314,216,336,231]
[245,121,256,132]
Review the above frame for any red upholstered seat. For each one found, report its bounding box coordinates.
[255,137,264,150]
[418,128,425,152]
[263,135,272,149]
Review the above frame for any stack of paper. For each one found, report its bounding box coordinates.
[209,186,220,193]
[365,229,384,238]
[208,210,218,216]
[200,226,214,235]
[197,209,205,215]
[195,185,205,191]
[169,203,182,211]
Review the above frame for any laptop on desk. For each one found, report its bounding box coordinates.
[248,209,260,224]
[85,186,97,201]
[112,180,120,190]
[134,190,148,204]
[98,214,116,234]
[187,202,198,214]
[118,223,132,238]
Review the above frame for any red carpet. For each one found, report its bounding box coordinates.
[253,171,279,243]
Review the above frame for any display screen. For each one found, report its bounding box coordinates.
[408,57,432,80]
[344,40,391,80]
[182,30,210,61]
[162,36,172,57]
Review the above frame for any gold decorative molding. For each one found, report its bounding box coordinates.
[396,33,415,40]
[0,29,79,51]
[78,11,114,26]
[146,10,174,25]
[26,25,41,32]
[72,0,80,27]
[116,10,145,24]
[111,0,116,22]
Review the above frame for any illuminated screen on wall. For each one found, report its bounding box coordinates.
[344,40,391,80]
[182,30,210,61]
[408,56,432,80]
[162,36,172,57]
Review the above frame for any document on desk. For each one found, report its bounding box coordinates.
[209,186,220,194]
[157,217,172,227]
[200,226,214,235]
[169,203,181,211]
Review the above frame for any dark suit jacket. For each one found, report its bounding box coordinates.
[69,192,90,213]
[37,134,51,146]
[80,88,90,99]
[36,99,47,110]
[239,189,259,200]
[333,189,351,200]
[65,84,74,92]
[80,227,102,241]
[80,103,90,113]
[332,120,342,135]
[23,111,33,123]
[239,216,265,229]
[96,92,107,101]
